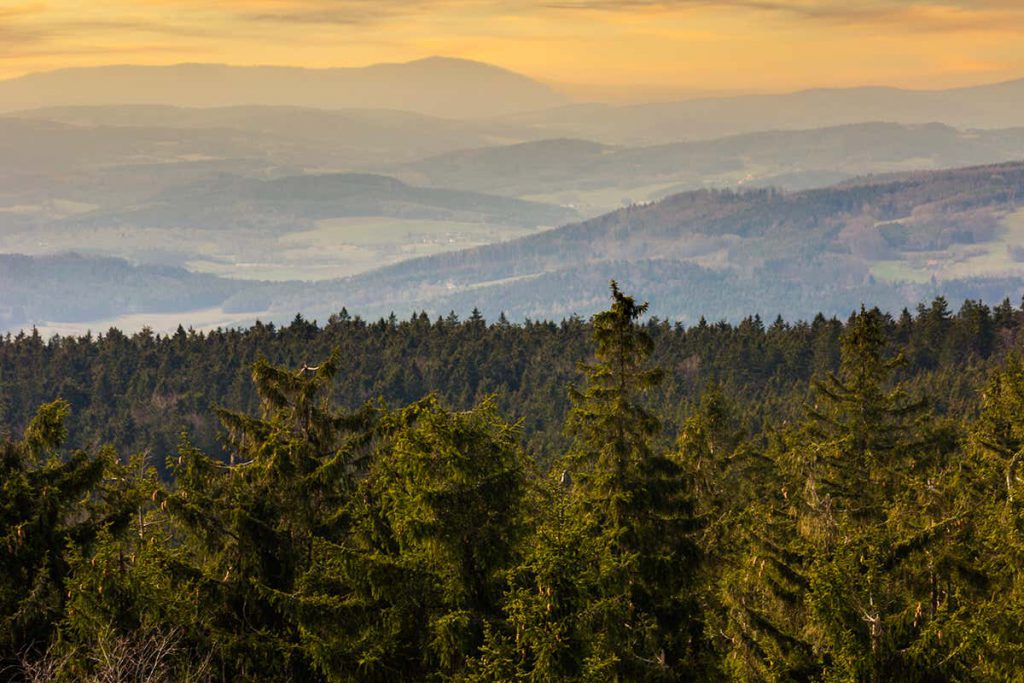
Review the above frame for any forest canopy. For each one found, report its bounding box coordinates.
[3,286,1024,680]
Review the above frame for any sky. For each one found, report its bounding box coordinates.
[2,0,1023,99]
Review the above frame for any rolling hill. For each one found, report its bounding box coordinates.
[0,172,575,286]
[7,105,538,166]
[0,253,248,330]
[282,161,1024,322]
[501,78,1024,144]
[395,123,1024,212]
[8,161,1024,333]
[62,172,575,231]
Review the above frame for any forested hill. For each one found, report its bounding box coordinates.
[271,160,1024,322]
[0,293,1017,467]
[0,253,248,329]
[66,172,575,231]
[6,160,1024,331]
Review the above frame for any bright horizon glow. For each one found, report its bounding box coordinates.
[2,1,1023,101]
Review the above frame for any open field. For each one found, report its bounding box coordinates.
[29,306,263,338]
[187,217,549,281]
[0,215,553,283]
[522,179,691,217]
[871,208,1024,284]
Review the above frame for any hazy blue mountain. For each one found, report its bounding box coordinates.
[0,117,297,179]
[0,253,248,330]
[0,107,550,236]
[10,105,539,165]
[0,58,566,119]
[61,172,575,231]
[396,123,1024,201]
[0,151,575,288]
[501,78,1024,144]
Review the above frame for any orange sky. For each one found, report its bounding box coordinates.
[2,1,1023,99]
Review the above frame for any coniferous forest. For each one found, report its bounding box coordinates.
[6,285,1024,681]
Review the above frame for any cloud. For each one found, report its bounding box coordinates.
[17,0,1024,34]
[0,27,45,49]
[0,42,184,61]
[0,2,45,19]
[222,0,440,26]
[243,9,394,25]
[3,0,1022,89]
[542,0,1024,32]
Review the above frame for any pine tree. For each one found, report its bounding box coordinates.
[289,396,526,681]
[785,307,965,681]
[714,426,817,682]
[163,351,373,680]
[58,450,212,682]
[500,282,705,681]
[0,401,133,672]
[963,355,1024,678]
[672,387,778,679]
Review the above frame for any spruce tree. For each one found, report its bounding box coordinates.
[501,282,705,681]
[290,396,526,681]
[164,352,372,680]
[786,307,964,681]
[964,355,1024,678]
[0,401,133,674]
[672,387,782,680]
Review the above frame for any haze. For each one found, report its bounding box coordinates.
[2,0,1024,334]
[4,0,1024,100]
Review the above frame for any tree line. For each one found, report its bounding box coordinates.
[3,286,1024,680]
[0,293,1017,470]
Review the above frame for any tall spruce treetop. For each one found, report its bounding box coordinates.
[165,350,374,680]
[555,282,704,681]
[792,307,964,681]
[800,306,930,536]
[565,280,665,532]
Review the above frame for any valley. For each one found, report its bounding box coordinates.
[2,59,1024,333]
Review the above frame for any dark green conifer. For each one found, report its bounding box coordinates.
[785,307,964,681]
[499,282,704,681]
[0,401,133,673]
[290,396,526,682]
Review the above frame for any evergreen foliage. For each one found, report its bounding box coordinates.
[6,287,1024,680]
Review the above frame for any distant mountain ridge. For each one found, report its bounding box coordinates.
[7,105,539,164]
[396,123,1024,200]
[62,171,575,230]
[4,58,1022,135]
[0,57,566,119]
[0,253,246,330]
[4,58,1024,332]
[502,77,1024,144]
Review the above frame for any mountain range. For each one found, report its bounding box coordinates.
[273,161,1024,322]
[7,161,1024,332]
[3,57,1024,331]
[394,123,1024,204]
[501,77,1024,144]
[4,57,1023,139]
[0,58,565,119]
